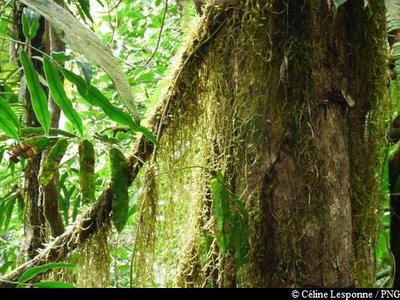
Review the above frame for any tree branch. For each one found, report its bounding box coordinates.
[0,7,229,287]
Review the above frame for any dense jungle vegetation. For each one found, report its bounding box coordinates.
[0,0,399,288]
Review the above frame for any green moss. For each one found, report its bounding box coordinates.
[116,0,388,288]
[40,139,68,186]
[109,148,130,233]
[79,139,96,204]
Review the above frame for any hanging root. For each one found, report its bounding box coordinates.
[131,166,158,287]
[0,7,229,288]
[75,228,111,287]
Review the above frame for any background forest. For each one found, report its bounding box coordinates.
[0,0,397,288]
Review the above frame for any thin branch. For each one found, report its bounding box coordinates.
[144,0,169,67]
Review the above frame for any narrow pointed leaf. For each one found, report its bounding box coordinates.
[18,263,76,283]
[3,198,16,230]
[77,0,94,22]
[61,68,156,144]
[34,281,76,288]
[20,51,51,133]
[43,58,83,136]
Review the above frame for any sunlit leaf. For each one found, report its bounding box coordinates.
[61,68,156,144]
[22,8,41,39]
[20,51,51,133]
[43,58,83,136]
[0,97,20,131]
[0,97,19,140]
[34,281,76,288]
[18,263,76,283]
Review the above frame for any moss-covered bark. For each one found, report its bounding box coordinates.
[15,2,48,258]
[169,0,387,287]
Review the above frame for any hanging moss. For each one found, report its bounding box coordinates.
[75,228,111,288]
[131,165,158,287]
[54,0,385,288]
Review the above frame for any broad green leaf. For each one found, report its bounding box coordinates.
[61,68,156,144]
[43,58,83,136]
[210,171,230,254]
[34,281,76,288]
[3,198,16,230]
[110,148,130,233]
[333,0,347,8]
[231,199,250,267]
[0,97,20,130]
[18,263,76,283]
[51,51,72,63]
[210,171,249,265]
[22,8,40,39]
[0,97,20,140]
[20,51,51,133]
[0,116,19,141]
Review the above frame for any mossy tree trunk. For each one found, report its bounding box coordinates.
[15,3,48,259]
[175,0,387,287]
[254,0,386,287]
[42,0,65,238]
[16,1,65,258]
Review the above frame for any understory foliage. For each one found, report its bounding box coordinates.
[0,0,394,288]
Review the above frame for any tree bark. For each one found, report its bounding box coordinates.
[173,0,387,287]
[15,3,48,259]
[41,0,65,238]
[1,1,387,287]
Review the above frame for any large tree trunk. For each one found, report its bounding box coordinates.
[173,0,387,287]
[15,3,48,258]
[16,1,65,257]
[1,0,387,288]
[41,0,65,238]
